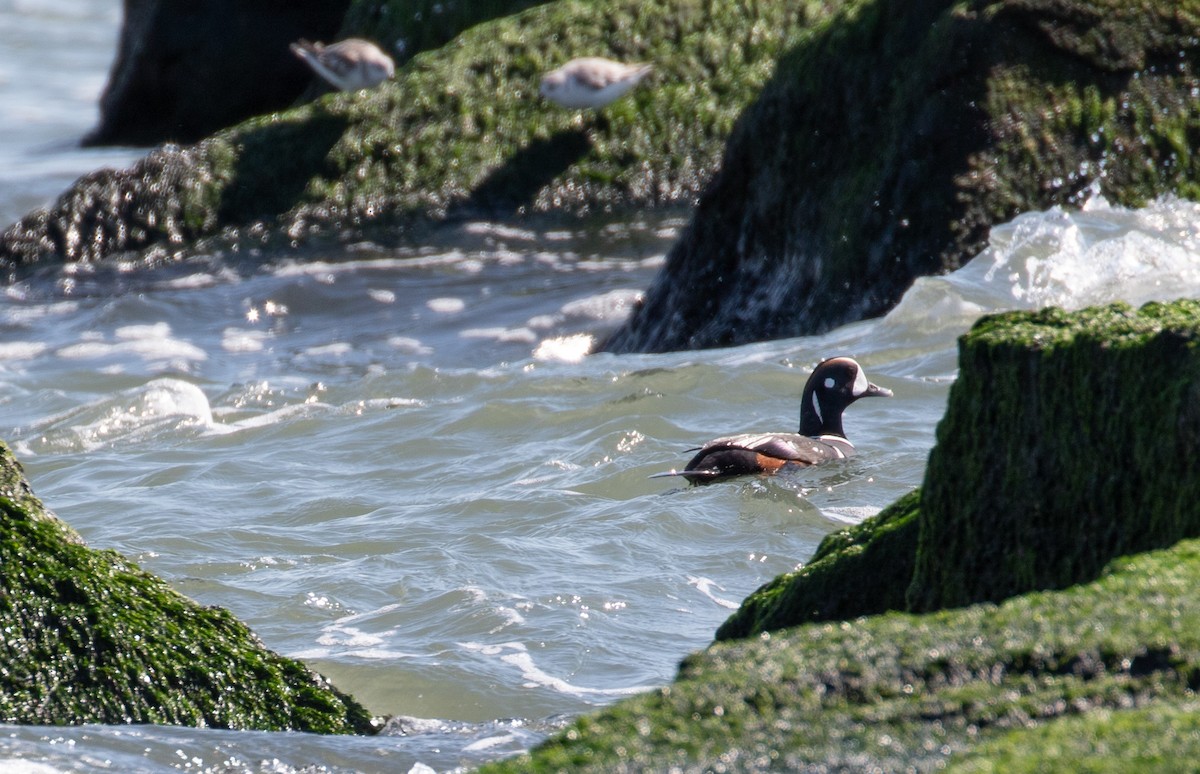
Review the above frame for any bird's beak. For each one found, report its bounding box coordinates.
[864,382,893,398]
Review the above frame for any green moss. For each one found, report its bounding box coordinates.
[0,442,374,733]
[948,703,1200,773]
[604,0,1200,352]
[910,299,1200,611]
[714,488,921,641]
[484,537,1200,771]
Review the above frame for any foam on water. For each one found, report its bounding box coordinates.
[459,642,656,698]
[14,378,213,455]
[886,192,1200,337]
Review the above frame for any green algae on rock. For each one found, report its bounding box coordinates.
[483,537,1200,771]
[0,442,375,732]
[0,0,834,277]
[338,0,550,66]
[603,0,1200,353]
[910,299,1200,611]
[946,703,1200,773]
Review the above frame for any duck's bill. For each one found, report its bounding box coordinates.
[865,382,893,398]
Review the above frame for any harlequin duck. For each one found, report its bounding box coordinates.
[654,357,892,484]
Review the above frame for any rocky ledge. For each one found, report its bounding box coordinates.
[484,299,1200,770]
[0,442,374,733]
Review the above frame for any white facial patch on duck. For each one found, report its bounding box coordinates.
[851,365,870,397]
[811,390,823,423]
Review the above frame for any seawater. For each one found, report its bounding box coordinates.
[5,3,1200,773]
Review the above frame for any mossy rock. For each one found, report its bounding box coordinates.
[483,537,1200,771]
[947,703,1200,773]
[604,0,1200,352]
[0,442,374,732]
[714,488,920,641]
[910,299,1200,611]
[339,0,551,64]
[0,0,841,276]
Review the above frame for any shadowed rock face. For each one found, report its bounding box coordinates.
[602,0,1200,352]
[84,0,350,147]
[0,442,375,733]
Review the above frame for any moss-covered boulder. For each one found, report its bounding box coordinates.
[0,442,374,732]
[0,0,834,277]
[910,299,1200,611]
[484,537,1200,771]
[603,0,1200,352]
[338,0,551,64]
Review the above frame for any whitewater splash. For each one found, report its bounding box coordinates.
[871,193,1200,353]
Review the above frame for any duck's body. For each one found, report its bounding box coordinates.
[290,38,395,91]
[657,357,891,484]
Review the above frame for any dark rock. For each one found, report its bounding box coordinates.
[909,299,1200,611]
[602,0,1200,352]
[84,0,349,147]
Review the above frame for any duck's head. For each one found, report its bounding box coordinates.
[799,356,892,438]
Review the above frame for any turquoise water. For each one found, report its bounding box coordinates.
[4,3,1200,772]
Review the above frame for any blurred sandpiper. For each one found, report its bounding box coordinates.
[290,38,395,91]
[539,57,653,109]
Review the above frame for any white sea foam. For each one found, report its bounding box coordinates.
[560,289,643,323]
[0,341,48,361]
[221,327,268,353]
[462,734,518,752]
[881,195,1200,343]
[461,326,538,344]
[302,342,353,358]
[459,642,654,697]
[687,576,740,610]
[0,762,63,774]
[533,334,594,363]
[25,378,216,452]
[55,322,207,370]
[427,297,466,314]
[209,402,330,434]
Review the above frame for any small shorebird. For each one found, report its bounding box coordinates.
[290,38,395,91]
[539,57,653,109]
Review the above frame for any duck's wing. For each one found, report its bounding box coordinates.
[652,433,853,483]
